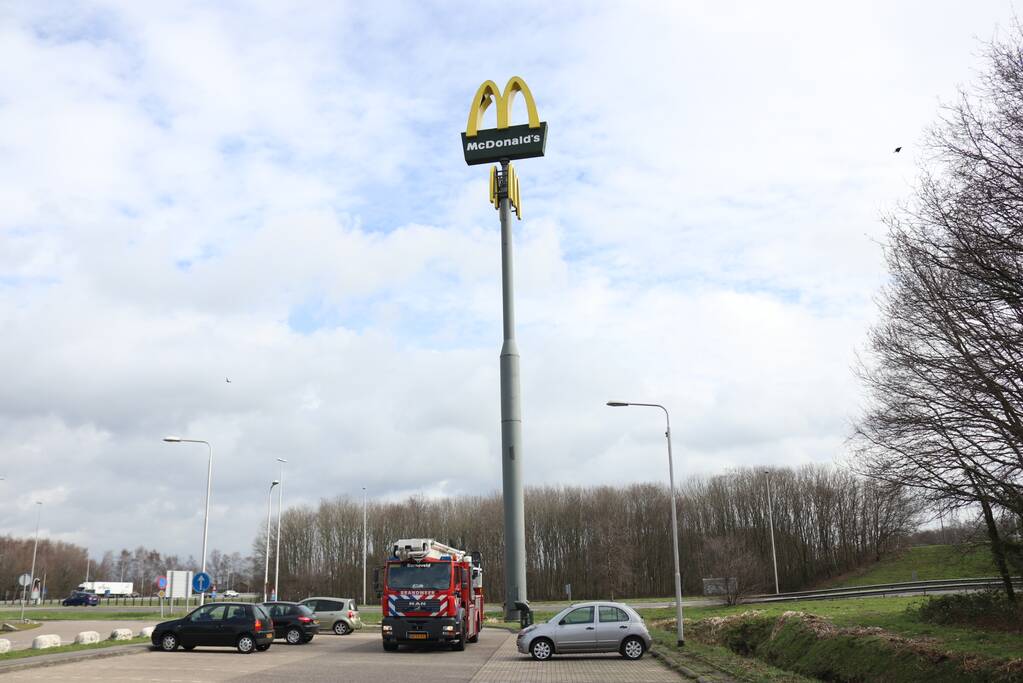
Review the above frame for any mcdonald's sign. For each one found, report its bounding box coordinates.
[461,76,547,166]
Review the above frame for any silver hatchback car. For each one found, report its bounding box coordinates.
[516,601,652,660]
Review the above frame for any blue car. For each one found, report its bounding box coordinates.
[63,591,99,606]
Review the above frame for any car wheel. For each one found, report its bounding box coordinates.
[621,636,645,660]
[159,633,179,652]
[237,635,256,654]
[383,641,398,652]
[333,621,350,635]
[286,628,303,645]
[256,643,271,651]
[530,638,553,661]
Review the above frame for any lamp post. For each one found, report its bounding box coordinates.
[21,501,42,621]
[273,458,287,601]
[763,470,780,594]
[362,487,368,607]
[607,401,685,646]
[263,480,280,602]
[163,436,213,606]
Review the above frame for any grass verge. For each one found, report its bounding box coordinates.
[0,637,148,661]
[0,611,158,622]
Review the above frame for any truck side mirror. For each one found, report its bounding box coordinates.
[372,567,382,599]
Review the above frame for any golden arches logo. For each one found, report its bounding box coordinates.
[490,164,522,219]
[465,77,541,138]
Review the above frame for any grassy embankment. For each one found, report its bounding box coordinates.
[0,637,149,661]
[829,543,999,587]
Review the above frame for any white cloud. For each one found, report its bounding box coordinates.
[0,0,1015,560]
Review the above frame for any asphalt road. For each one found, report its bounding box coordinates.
[11,629,678,682]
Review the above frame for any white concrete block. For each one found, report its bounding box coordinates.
[0,638,10,654]
[109,628,133,641]
[138,627,154,638]
[74,631,101,645]
[32,634,61,649]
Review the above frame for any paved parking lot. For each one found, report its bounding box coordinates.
[10,630,679,682]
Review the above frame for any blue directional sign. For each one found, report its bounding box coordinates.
[192,572,212,594]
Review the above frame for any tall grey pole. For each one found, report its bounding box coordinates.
[765,470,779,594]
[498,159,527,621]
[263,480,279,602]
[362,487,368,607]
[21,502,42,621]
[274,458,287,600]
[607,402,684,646]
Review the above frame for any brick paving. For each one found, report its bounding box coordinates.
[469,631,680,682]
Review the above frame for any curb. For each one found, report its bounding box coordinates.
[650,646,720,683]
[0,643,150,675]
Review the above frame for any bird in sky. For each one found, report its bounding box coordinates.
[894,146,902,153]
[225,377,232,383]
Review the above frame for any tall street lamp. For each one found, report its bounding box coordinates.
[763,470,780,594]
[607,401,685,646]
[163,436,213,606]
[362,487,368,607]
[263,480,280,602]
[274,457,287,601]
[21,501,42,621]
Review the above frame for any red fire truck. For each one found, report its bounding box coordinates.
[375,538,483,651]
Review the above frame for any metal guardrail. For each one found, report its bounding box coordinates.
[746,576,1023,604]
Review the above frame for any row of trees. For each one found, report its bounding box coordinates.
[853,30,1023,601]
[0,536,87,601]
[260,465,918,602]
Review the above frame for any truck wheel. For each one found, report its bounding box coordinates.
[467,630,479,644]
[333,621,350,635]
[383,641,398,652]
[530,638,553,661]
[451,636,465,651]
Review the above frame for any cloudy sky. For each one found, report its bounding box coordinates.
[0,1,1016,562]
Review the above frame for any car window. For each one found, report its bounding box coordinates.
[302,600,318,612]
[296,604,314,616]
[226,605,249,621]
[266,604,283,617]
[599,606,628,623]
[325,600,343,611]
[190,605,227,622]
[253,604,270,621]
[562,607,594,625]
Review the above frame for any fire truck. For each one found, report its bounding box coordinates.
[375,538,483,651]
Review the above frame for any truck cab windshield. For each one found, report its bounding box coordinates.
[387,562,451,590]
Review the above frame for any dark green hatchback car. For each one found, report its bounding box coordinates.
[151,602,275,654]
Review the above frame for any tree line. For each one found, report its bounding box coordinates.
[852,29,1023,601]
[261,465,917,603]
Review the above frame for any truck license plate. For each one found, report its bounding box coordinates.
[409,632,428,640]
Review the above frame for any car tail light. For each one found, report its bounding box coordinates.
[298,616,312,623]
[348,611,354,619]
[254,619,263,630]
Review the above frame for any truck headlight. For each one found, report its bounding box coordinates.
[382,625,393,633]
[443,625,455,632]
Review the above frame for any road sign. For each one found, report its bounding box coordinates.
[18,573,31,587]
[158,589,166,598]
[192,572,212,594]
[156,576,167,589]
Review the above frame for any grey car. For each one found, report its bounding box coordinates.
[516,601,652,661]
[299,597,363,635]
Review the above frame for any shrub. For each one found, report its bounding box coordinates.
[914,591,1022,632]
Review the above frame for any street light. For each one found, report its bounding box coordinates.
[263,480,280,602]
[763,470,780,594]
[21,501,42,621]
[274,457,287,601]
[362,487,368,607]
[607,401,685,646]
[163,436,213,606]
